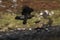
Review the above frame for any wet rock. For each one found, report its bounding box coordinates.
[0,25,60,40]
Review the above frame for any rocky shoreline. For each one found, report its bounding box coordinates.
[0,25,60,40]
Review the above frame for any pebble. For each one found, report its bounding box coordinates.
[40,12,43,16]
[21,28,25,30]
[0,0,2,3]
[17,28,21,30]
[29,28,32,30]
[13,0,17,3]
[0,5,6,8]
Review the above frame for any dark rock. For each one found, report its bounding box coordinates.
[35,21,40,24]
[15,5,34,24]
[15,16,24,20]
[0,25,60,40]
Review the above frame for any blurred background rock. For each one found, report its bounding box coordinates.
[0,0,60,31]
